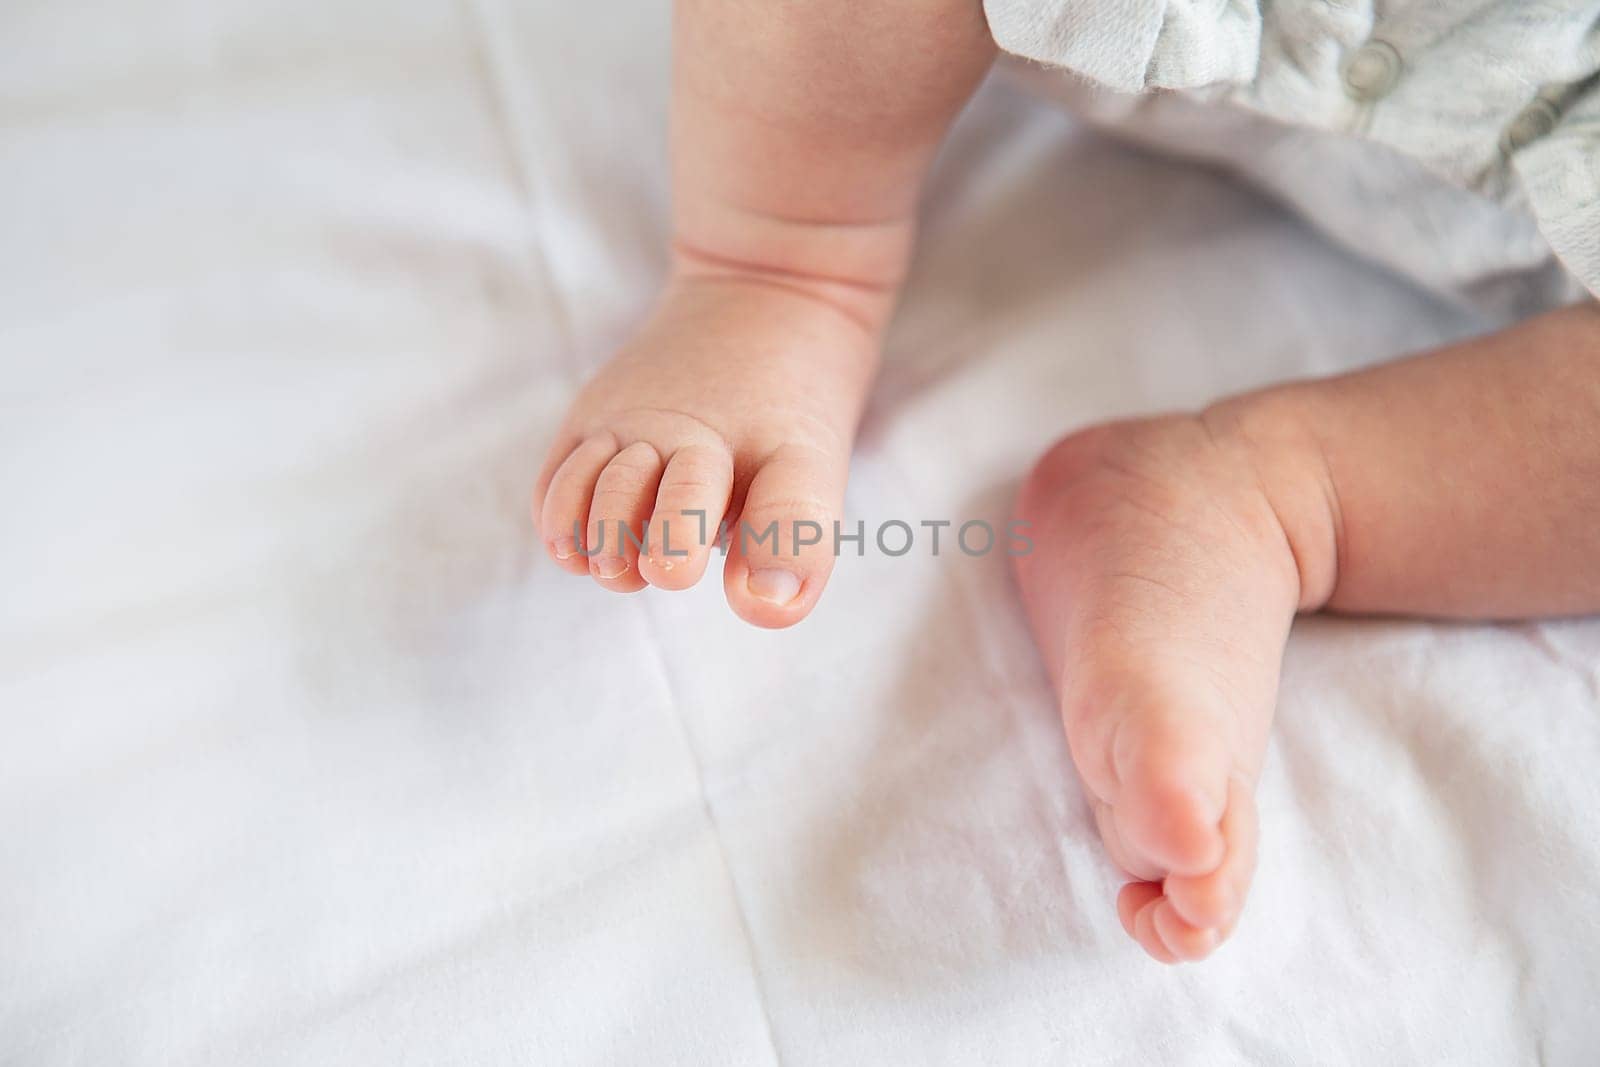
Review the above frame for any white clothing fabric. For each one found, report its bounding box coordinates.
[985,0,1600,310]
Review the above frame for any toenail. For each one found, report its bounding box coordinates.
[595,557,629,580]
[550,537,578,561]
[747,568,801,605]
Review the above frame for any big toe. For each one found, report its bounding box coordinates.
[722,443,846,628]
[1114,777,1259,963]
[1106,699,1235,878]
[1164,777,1258,933]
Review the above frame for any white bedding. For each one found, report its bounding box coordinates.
[4,1,1599,1063]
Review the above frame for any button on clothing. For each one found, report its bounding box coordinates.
[1342,41,1403,102]
[1503,103,1561,154]
[983,0,1600,310]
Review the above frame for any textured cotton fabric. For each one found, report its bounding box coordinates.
[986,0,1600,309]
[7,0,1600,1063]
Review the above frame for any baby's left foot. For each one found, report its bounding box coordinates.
[1014,407,1336,961]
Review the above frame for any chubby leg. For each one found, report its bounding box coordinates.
[536,0,994,626]
[1015,302,1600,961]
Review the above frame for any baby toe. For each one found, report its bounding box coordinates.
[639,442,734,591]
[722,443,846,628]
[1116,880,1164,940]
[586,440,664,592]
[1152,898,1220,961]
[1165,777,1258,934]
[1129,891,1180,965]
[1094,799,1163,882]
[539,433,620,575]
[1109,707,1232,878]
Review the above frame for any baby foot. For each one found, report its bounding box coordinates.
[1014,408,1334,961]
[535,259,888,627]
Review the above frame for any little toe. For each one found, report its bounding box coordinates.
[534,429,582,513]
[639,442,734,591]
[586,441,664,592]
[722,443,845,628]
[539,433,619,575]
[1165,777,1259,934]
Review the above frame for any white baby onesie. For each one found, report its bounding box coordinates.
[984,0,1600,315]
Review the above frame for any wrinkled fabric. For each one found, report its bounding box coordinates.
[4,1,1600,1064]
[986,0,1600,306]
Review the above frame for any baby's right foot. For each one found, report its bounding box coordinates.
[539,0,994,625]
[534,254,891,627]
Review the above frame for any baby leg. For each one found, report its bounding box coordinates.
[536,0,994,626]
[1015,302,1600,961]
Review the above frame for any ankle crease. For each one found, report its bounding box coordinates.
[1200,396,1343,613]
[669,235,903,336]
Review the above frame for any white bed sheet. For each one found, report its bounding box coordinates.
[3,1,1599,1063]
